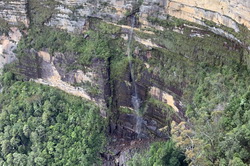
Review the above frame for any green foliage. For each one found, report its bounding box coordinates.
[0,64,27,86]
[29,0,58,25]
[142,14,250,166]
[127,140,188,166]
[148,97,173,112]
[74,81,100,97]
[174,75,250,166]
[0,71,16,87]
[148,15,250,46]
[147,16,188,29]
[216,92,250,165]
[0,18,10,35]
[119,107,133,114]
[16,27,71,55]
[0,81,106,166]
[83,20,129,79]
[3,6,250,165]
[16,20,126,75]
[139,19,243,92]
[191,65,250,118]
[147,97,175,123]
[202,19,250,46]
[229,156,248,166]
[110,55,129,80]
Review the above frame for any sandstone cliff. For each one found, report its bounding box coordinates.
[45,0,250,34]
[0,27,22,71]
[0,0,249,32]
[166,0,250,32]
[0,1,250,165]
[0,0,29,26]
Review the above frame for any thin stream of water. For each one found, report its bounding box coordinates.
[126,16,142,137]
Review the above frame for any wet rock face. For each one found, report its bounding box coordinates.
[101,51,189,165]
[110,65,180,138]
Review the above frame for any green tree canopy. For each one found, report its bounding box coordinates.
[0,81,106,166]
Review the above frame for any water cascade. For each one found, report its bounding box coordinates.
[126,16,142,137]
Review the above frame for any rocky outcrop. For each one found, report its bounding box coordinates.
[0,0,249,35]
[149,86,179,112]
[35,51,92,100]
[0,1,249,165]
[45,5,86,33]
[0,0,249,33]
[0,27,22,72]
[46,0,134,32]
[140,0,250,32]
[35,51,108,117]
[0,0,29,26]
[166,0,250,32]
[45,0,250,33]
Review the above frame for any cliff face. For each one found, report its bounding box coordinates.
[166,0,250,32]
[0,1,250,165]
[43,0,250,33]
[46,0,134,32]
[0,0,249,32]
[142,0,250,32]
[0,0,29,26]
[1,0,247,73]
[0,0,28,72]
[0,27,22,71]
[0,0,249,146]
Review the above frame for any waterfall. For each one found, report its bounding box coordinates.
[126,16,142,137]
